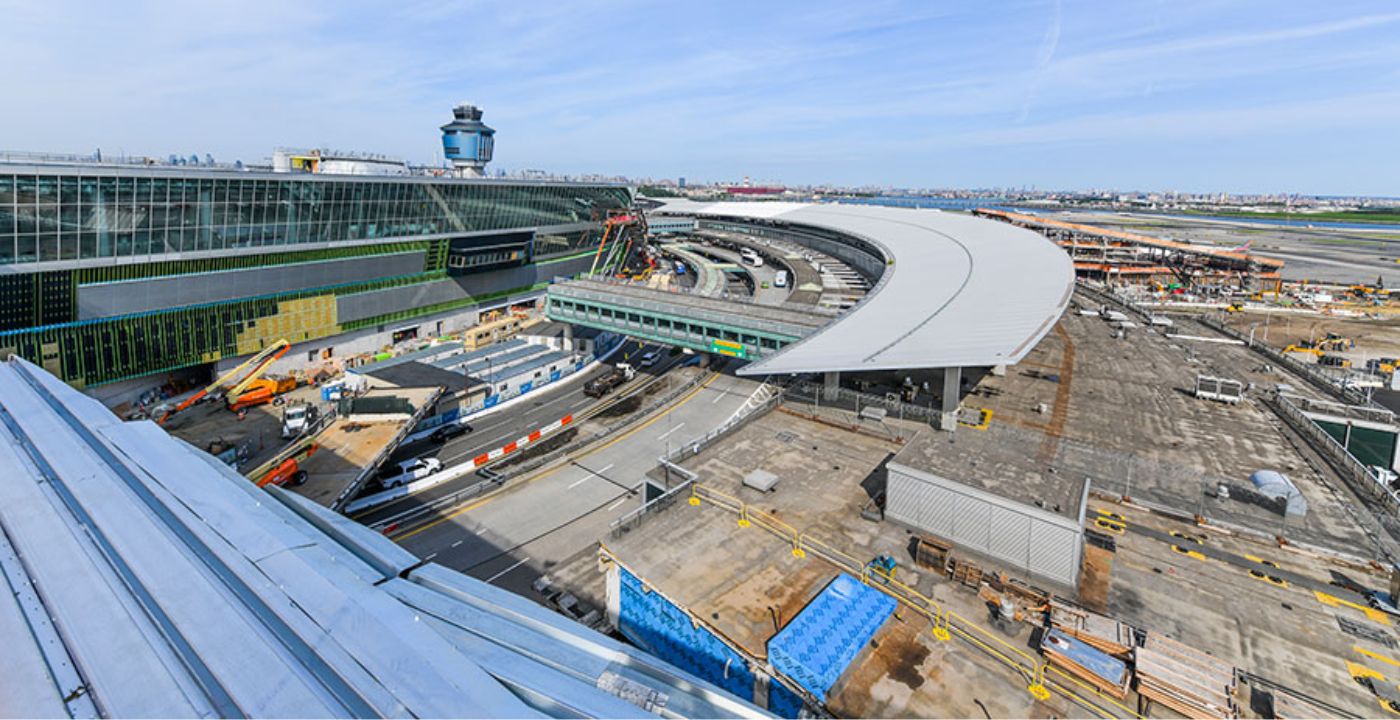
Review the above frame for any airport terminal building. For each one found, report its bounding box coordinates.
[0,163,631,389]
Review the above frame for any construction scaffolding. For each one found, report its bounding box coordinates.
[976,209,1284,293]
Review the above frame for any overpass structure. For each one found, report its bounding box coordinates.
[546,201,1075,429]
[548,277,831,361]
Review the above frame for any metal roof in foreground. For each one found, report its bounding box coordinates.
[658,201,1075,375]
[0,356,762,719]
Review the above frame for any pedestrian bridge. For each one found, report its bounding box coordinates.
[545,278,832,361]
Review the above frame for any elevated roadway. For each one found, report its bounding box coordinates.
[547,277,831,362]
[550,202,1075,429]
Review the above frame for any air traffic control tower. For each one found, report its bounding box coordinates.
[441,103,495,177]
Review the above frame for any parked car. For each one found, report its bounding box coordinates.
[378,456,442,488]
[639,351,660,368]
[476,466,504,483]
[430,421,472,442]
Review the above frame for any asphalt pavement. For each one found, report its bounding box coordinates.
[391,369,765,596]
[359,339,672,523]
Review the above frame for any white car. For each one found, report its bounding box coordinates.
[378,457,442,488]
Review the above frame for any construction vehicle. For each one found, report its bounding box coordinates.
[155,339,290,424]
[258,457,308,488]
[584,363,635,398]
[281,402,319,439]
[1282,343,1324,362]
[1317,333,1355,352]
[1368,358,1399,375]
[1319,354,1352,369]
[227,376,297,413]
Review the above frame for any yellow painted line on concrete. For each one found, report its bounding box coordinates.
[1357,646,1400,668]
[394,372,721,542]
[1170,545,1206,561]
[1348,660,1385,681]
[1317,590,1393,626]
[1093,518,1125,535]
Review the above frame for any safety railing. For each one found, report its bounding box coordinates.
[1270,394,1400,529]
[610,461,697,536]
[686,482,1143,719]
[662,389,785,465]
[783,380,941,423]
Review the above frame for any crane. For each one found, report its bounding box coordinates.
[156,339,291,424]
[588,212,639,276]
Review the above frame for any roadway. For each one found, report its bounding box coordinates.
[688,243,790,305]
[389,369,766,596]
[368,339,667,512]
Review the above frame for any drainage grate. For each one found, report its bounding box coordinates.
[775,431,800,444]
[1337,615,1396,647]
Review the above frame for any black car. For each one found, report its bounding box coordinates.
[430,422,472,442]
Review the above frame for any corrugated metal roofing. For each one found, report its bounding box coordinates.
[657,201,1075,374]
[481,351,573,384]
[458,343,550,374]
[0,356,764,718]
[353,340,465,375]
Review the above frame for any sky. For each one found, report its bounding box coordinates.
[1,1,1398,196]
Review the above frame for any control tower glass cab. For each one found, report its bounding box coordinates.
[441,103,495,178]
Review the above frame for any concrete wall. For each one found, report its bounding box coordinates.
[77,251,426,319]
[884,462,1083,589]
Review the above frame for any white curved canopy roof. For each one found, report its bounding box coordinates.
[657,201,1074,375]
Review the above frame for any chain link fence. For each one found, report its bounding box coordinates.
[986,415,1400,562]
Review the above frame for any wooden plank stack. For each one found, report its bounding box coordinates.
[1042,628,1131,699]
[1048,599,1135,657]
[1135,632,1237,719]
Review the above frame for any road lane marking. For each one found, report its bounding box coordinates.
[656,423,686,440]
[393,372,720,541]
[451,540,463,548]
[485,557,531,584]
[568,462,615,489]
[475,527,488,535]
[607,498,628,511]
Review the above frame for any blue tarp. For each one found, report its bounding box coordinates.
[1041,629,1127,687]
[616,567,756,703]
[767,574,896,700]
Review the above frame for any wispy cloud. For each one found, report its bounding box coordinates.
[0,1,1395,194]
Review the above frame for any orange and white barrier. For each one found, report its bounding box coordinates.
[345,413,575,515]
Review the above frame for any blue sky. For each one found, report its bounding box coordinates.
[2,1,1398,195]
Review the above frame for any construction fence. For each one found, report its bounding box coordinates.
[1077,281,1372,406]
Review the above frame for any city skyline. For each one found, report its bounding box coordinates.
[2,1,1398,196]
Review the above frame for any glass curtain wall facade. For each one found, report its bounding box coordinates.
[0,170,631,264]
[0,167,631,387]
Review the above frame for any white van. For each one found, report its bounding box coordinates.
[774,270,789,288]
[740,248,764,267]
